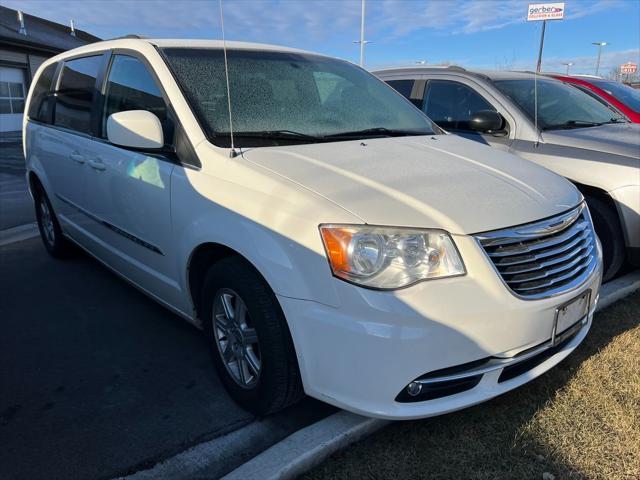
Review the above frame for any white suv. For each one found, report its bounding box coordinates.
[24,38,602,419]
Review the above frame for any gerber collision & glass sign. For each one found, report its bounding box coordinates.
[527,2,565,21]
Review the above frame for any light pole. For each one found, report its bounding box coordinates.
[562,62,573,75]
[592,41,607,76]
[353,0,370,67]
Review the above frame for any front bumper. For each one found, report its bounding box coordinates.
[280,234,602,420]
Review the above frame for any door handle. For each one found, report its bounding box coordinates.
[88,159,106,171]
[69,152,85,164]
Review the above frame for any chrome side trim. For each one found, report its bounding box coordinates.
[55,193,164,256]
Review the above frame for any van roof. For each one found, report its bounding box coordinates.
[51,37,316,59]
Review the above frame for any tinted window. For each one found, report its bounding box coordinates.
[590,80,640,112]
[386,80,414,99]
[54,55,101,134]
[494,79,626,130]
[28,63,57,123]
[102,55,170,140]
[161,48,437,148]
[423,80,496,131]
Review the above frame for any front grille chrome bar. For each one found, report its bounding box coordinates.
[475,204,599,299]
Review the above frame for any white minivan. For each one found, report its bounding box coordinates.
[24,38,602,419]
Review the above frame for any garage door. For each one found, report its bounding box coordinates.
[0,66,27,133]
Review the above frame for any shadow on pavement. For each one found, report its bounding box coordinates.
[0,237,334,480]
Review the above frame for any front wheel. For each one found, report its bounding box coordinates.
[200,257,304,415]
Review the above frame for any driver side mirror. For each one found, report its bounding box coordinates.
[107,110,164,150]
[469,110,505,134]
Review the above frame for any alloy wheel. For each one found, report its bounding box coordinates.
[212,288,261,388]
[39,198,55,245]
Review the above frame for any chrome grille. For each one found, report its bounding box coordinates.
[476,204,598,299]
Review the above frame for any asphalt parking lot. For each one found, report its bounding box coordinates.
[0,236,334,480]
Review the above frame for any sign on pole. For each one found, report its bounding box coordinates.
[528,3,565,72]
[620,62,638,74]
[527,3,565,21]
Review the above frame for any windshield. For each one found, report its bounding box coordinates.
[494,79,626,130]
[590,80,640,112]
[161,48,437,147]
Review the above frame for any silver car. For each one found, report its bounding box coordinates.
[375,67,640,281]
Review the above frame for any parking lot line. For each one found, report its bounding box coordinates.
[0,222,39,246]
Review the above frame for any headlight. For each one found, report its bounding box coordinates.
[319,225,465,289]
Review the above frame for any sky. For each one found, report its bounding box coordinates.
[5,0,640,75]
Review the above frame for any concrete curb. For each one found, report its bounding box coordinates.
[220,270,640,480]
[596,270,640,312]
[222,411,388,480]
[0,223,39,247]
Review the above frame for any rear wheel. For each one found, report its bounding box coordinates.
[34,185,72,258]
[585,194,625,282]
[200,257,303,415]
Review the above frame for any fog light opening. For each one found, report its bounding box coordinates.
[406,381,423,397]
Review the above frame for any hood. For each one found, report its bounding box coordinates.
[542,123,640,159]
[242,134,582,234]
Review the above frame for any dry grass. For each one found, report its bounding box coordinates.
[304,292,640,480]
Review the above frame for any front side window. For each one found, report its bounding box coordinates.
[494,79,626,130]
[54,55,101,134]
[102,55,170,140]
[161,48,437,147]
[27,63,57,123]
[423,80,496,131]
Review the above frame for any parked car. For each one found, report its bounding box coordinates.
[24,39,601,420]
[376,67,640,281]
[547,74,640,123]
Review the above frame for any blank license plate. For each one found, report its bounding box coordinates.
[553,290,590,345]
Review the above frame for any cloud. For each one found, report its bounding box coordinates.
[541,48,640,74]
[7,0,627,43]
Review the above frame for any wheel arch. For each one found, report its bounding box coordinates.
[573,181,628,246]
[27,170,43,199]
[187,242,275,324]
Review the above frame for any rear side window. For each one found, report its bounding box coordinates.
[54,55,101,134]
[28,63,57,123]
[386,80,414,99]
[386,79,423,108]
[423,80,496,131]
[101,55,170,141]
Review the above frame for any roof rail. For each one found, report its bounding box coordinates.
[445,65,467,72]
[109,34,148,40]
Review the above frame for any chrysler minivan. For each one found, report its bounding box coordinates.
[24,39,601,419]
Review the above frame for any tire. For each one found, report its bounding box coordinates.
[585,194,625,282]
[200,257,304,415]
[34,184,72,258]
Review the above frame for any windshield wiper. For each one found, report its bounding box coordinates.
[323,127,429,139]
[231,130,324,142]
[542,120,603,131]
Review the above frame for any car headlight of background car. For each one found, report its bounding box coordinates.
[319,225,465,289]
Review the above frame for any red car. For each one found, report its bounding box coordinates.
[549,74,640,123]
